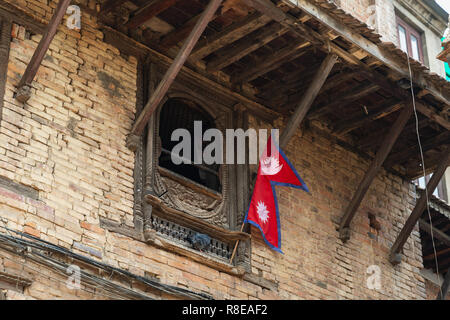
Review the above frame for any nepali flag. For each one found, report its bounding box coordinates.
[243,135,309,253]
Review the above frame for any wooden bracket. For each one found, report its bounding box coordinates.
[389,147,450,264]
[279,53,338,149]
[338,104,413,242]
[15,0,71,103]
[130,0,223,137]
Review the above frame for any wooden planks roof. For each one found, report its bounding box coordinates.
[97,0,450,179]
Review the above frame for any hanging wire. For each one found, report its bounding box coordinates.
[405,52,443,297]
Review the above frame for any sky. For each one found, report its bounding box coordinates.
[436,0,450,14]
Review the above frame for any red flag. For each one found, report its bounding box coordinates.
[244,136,309,253]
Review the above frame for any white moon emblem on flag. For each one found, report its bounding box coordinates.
[256,201,270,224]
[260,156,283,175]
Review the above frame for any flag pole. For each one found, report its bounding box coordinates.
[229,222,246,264]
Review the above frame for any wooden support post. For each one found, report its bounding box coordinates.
[279,53,338,149]
[338,104,413,242]
[128,0,222,141]
[15,0,71,103]
[389,147,450,264]
[437,270,450,300]
[0,18,12,120]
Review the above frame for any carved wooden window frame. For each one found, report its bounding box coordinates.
[129,61,252,273]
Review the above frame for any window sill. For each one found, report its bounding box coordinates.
[145,230,247,276]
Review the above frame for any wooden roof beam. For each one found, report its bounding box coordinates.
[389,148,450,264]
[15,0,72,103]
[280,0,450,107]
[384,131,450,169]
[244,0,450,129]
[206,22,289,72]
[190,12,272,62]
[279,53,338,148]
[339,104,414,242]
[100,0,128,14]
[420,219,450,248]
[332,99,403,136]
[128,0,223,142]
[125,0,178,30]
[231,40,310,84]
[309,83,380,120]
[159,11,220,50]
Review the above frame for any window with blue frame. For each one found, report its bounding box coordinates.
[442,37,450,80]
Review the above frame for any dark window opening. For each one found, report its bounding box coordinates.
[159,98,222,192]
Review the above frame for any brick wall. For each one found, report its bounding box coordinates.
[0,0,427,300]
[336,0,398,43]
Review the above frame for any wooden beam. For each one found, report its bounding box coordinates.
[244,0,450,129]
[384,131,450,169]
[332,100,403,135]
[419,219,450,248]
[159,12,218,50]
[231,40,310,84]
[279,0,450,107]
[389,148,450,264]
[309,83,380,120]
[437,270,450,300]
[279,54,338,148]
[15,0,72,103]
[100,0,128,14]
[129,0,223,139]
[339,104,414,241]
[190,12,272,62]
[357,118,431,151]
[0,18,12,121]
[242,0,320,46]
[0,2,46,34]
[125,0,178,30]
[206,23,289,72]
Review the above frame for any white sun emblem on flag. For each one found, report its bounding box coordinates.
[256,201,270,224]
[260,156,283,176]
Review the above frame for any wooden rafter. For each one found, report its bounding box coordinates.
[243,0,450,130]
[279,53,338,148]
[357,118,431,151]
[339,104,414,241]
[159,11,218,49]
[332,99,403,135]
[100,0,128,14]
[389,148,450,264]
[420,219,450,247]
[207,22,289,72]
[384,131,450,169]
[309,83,380,120]
[231,40,310,83]
[125,0,178,30]
[279,0,450,106]
[15,0,72,103]
[190,12,271,62]
[129,0,223,140]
